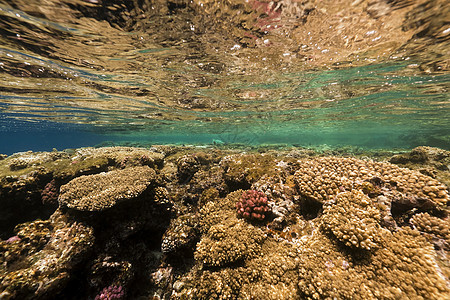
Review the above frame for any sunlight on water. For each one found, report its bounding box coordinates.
[0,0,449,152]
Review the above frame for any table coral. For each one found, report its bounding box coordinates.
[236,189,271,221]
[58,166,156,211]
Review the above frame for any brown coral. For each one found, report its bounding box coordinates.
[0,210,94,299]
[195,218,266,267]
[298,228,450,299]
[322,190,385,250]
[294,157,449,207]
[58,166,156,211]
[410,212,450,244]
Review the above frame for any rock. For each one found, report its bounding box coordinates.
[0,210,94,299]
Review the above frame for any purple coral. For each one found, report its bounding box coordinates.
[236,190,270,221]
[95,285,124,300]
[41,179,59,205]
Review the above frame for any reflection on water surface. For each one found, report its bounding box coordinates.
[0,0,449,151]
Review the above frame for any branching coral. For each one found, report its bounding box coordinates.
[322,190,385,250]
[294,156,449,207]
[236,190,271,221]
[298,228,450,299]
[410,212,450,244]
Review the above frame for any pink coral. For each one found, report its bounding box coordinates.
[236,190,270,221]
[41,179,59,205]
[95,285,124,300]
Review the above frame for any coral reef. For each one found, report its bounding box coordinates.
[58,166,156,211]
[389,146,450,187]
[410,212,450,244]
[236,190,271,221]
[221,154,276,189]
[322,190,385,250]
[195,218,266,267]
[294,156,449,207]
[297,227,449,299]
[0,210,95,299]
[161,213,198,254]
[1,146,449,299]
[40,179,60,206]
[177,154,201,182]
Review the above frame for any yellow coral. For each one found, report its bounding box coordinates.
[198,190,242,233]
[195,218,266,267]
[410,212,450,244]
[294,157,449,207]
[298,228,450,299]
[58,166,156,211]
[322,190,385,250]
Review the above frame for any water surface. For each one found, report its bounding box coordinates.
[0,0,449,153]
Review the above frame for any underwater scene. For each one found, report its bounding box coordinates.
[0,0,449,299]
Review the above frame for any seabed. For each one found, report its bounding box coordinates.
[0,145,449,299]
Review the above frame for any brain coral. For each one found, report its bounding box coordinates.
[294,157,449,207]
[322,190,385,250]
[58,166,156,211]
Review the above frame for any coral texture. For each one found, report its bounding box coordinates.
[95,285,124,300]
[294,156,449,207]
[41,179,60,205]
[298,228,449,299]
[195,218,266,267]
[322,190,385,250]
[236,190,271,221]
[161,213,198,254]
[0,210,94,299]
[58,166,156,211]
[1,147,449,299]
[410,212,450,244]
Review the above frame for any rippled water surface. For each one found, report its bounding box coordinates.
[0,0,449,153]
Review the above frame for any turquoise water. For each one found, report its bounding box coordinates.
[0,0,449,153]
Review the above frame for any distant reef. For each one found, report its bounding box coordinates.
[0,145,449,299]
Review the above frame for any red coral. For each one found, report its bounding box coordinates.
[236,190,270,221]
